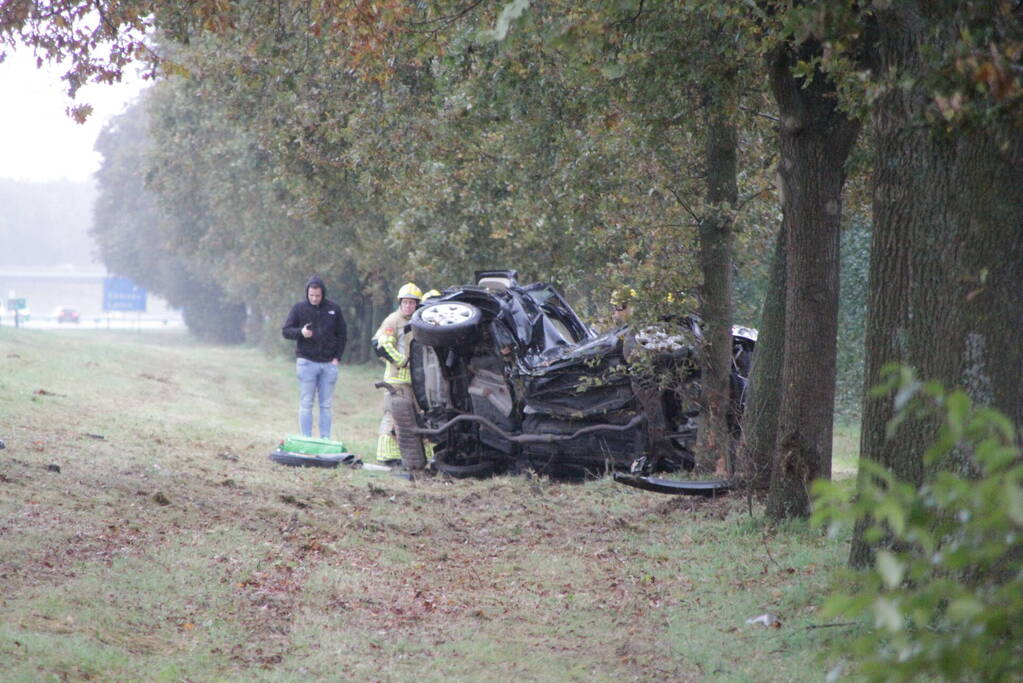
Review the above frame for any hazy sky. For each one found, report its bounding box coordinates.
[0,49,147,183]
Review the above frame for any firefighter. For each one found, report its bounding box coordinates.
[373,282,422,463]
[610,287,637,326]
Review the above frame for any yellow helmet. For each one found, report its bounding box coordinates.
[421,289,441,302]
[610,287,637,308]
[396,282,423,301]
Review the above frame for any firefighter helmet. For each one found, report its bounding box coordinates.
[610,287,637,308]
[396,282,423,301]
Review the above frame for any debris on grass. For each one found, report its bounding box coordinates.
[746,613,782,628]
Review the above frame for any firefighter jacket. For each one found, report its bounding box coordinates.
[373,308,413,384]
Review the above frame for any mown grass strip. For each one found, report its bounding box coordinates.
[1,328,859,680]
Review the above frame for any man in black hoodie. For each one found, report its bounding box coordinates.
[282,276,348,438]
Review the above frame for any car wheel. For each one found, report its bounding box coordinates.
[411,301,482,347]
[408,339,431,410]
[390,394,427,470]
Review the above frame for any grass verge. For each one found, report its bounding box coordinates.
[1,328,858,681]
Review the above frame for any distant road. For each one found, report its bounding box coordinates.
[0,315,183,330]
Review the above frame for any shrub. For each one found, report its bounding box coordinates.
[812,369,1022,681]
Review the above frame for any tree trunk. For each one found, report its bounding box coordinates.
[850,7,1023,566]
[696,94,738,474]
[740,221,786,490]
[347,292,368,363]
[363,292,381,364]
[765,43,861,519]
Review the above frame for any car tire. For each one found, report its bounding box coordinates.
[390,394,427,470]
[408,339,431,411]
[433,452,498,479]
[411,301,482,347]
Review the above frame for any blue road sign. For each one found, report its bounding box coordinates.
[103,277,147,312]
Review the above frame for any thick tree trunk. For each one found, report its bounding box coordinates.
[850,7,1023,566]
[765,43,861,519]
[740,222,786,490]
[696,97,738,474]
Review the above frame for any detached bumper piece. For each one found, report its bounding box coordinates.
[612,472,731,496]
[268,450,360,468]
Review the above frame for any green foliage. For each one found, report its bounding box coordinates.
[783,1,1023,132]
[33,0,781,349]
[812,370,1023,681]
[97,0,783,347]
[138,11,401,355]
[92,95,247,344]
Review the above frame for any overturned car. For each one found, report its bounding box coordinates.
[395,270,756,482]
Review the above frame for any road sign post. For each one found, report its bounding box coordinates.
[7,297,26,328]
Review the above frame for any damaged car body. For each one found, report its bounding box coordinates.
[400,270,756,485]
